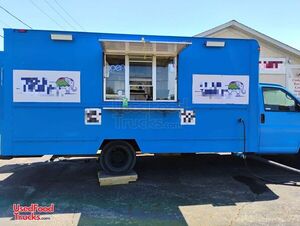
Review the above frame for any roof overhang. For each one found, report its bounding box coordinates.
[195,20,300,57]
[99,39,191,56]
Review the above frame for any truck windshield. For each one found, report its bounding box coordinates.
[263,87,300,112]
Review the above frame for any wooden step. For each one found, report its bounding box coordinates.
[98,171,138,186]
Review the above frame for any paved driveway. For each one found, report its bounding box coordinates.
[0,154,299,226]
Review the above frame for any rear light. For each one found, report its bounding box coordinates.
[17,29,27,33]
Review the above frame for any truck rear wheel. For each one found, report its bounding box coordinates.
[99,141,136,174]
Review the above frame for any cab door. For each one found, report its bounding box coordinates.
[260,86,300,154]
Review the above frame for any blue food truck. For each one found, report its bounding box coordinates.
[0,29,299,174]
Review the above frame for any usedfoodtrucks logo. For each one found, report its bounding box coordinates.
[13,203,55,220]
[13,70,81,103]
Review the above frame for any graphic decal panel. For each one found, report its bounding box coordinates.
[85,108,101,125]
[13,70,80,103]
[180,110,196,125]
[192,75,249,104]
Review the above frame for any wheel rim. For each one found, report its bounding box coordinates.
[107,146,130,169]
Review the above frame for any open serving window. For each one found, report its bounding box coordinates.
[100,39,191,102]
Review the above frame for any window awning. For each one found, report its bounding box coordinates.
[99,39,191,56]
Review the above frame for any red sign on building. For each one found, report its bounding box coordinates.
[259,58,286,74]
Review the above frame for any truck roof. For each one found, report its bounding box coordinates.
[3,28,259,44]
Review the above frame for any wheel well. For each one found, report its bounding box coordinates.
[99,139,141,153]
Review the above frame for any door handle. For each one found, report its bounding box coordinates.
[260,113,265,124]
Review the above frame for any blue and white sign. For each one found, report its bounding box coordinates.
[192,74,249,104]
[13,70,81,102]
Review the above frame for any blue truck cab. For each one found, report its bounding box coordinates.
[259,83,300,154]
[0,28,299,174]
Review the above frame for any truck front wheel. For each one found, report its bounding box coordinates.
[99,141,136,174]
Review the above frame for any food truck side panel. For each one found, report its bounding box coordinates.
[0,51,4,156]
[0,29,260,156]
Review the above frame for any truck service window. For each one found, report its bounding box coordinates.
[129,56,153,101]
[156,57,176,100]
[104,55,125,100]
[101,39,189,102]
[263,88,300,112]
[104,54,177,102]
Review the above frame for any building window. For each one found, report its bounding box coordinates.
[104,55,125,100]
[104,54,177,102]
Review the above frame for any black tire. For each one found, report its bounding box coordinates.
[100,141,136,174]
[181,153,197,157]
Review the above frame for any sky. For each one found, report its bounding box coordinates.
[0,0,300,51]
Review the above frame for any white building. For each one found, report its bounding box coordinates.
[195,20,300,97]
